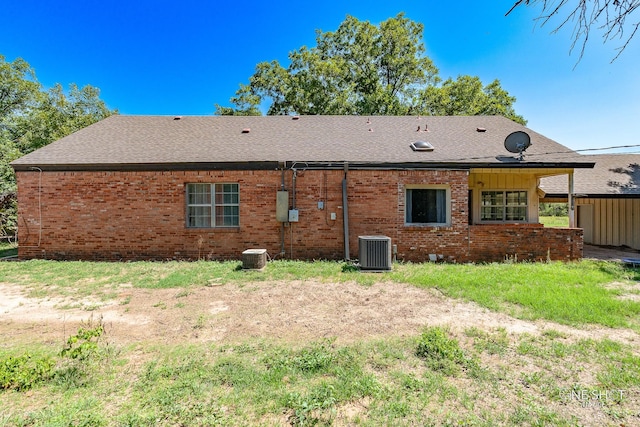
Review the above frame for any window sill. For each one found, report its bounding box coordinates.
[185,227,240,232]
[404,224,453,231]
[473,222,542,227]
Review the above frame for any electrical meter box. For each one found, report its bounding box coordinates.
[288,209,299,222]
[276,191,289,222]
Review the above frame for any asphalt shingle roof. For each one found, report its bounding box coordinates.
[12,115,592,170]
[540,154,640,196]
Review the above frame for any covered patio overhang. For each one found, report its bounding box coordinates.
[468,167,579,227]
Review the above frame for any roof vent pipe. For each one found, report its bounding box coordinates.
[241,128,250,133]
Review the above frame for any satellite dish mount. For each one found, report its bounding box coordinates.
[504,131,531,161]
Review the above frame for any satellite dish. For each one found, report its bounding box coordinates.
[504,131,531,160]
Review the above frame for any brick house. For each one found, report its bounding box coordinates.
[11,115,594,262]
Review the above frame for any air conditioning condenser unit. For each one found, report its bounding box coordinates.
[358,235,392,271]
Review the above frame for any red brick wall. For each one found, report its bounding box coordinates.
[15,169,582,262]
[469,224,583,262]
[17,170,286,260]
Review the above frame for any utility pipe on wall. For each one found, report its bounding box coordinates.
[342,162,350,260]
[280,165,286,256]
[21,167,43,248]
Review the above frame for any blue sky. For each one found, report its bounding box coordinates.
[2,0,639,153]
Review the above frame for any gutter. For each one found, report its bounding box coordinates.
[11,161,597,173]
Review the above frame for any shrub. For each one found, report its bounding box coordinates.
[539,203,568,217]
[60,317,105,360]
[0,354,55,391]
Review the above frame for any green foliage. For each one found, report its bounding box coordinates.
[0,55,40,117]
[540,203,569,217]
[0,191,16,237]
[60,318,105,360]
[341,262,359,273]
[0,54,115,231]
[0,319,108,394]
[415,326,477,376]
[218,14,524,123]
[421,75,525,124]
[0,353,55,391]
[12,83,114,155]
[285,383,337,426]
[268,340,336,374]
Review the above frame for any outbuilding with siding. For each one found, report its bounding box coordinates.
[540,154,640,250]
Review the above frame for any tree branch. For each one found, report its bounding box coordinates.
[508,0,640,61]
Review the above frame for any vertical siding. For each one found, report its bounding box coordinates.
[577,198,640,250]
[628,199,640,250]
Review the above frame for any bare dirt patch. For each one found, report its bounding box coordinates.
[1,281,637,348]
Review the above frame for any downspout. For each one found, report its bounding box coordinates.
[342,162,350,260]
[280,165,286,256]
[21,167,43,248]
[292,169,297,209]
[291,167,298,258]
[568,172,575,228]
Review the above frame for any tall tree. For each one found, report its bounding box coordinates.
[14,83,114,153]
[0,55,115,236]
[0,55,41,195]
[507,0,640,61]
[218,13,438,115]
[420,76,526,124]
[0,55,40,117]
[217,14,525,124]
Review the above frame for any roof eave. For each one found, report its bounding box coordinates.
[542,192,640,199]
[11,160,596,172]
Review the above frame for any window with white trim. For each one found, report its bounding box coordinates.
[480,190,527,222]
[405,186,450,226]
[186,183,239,228]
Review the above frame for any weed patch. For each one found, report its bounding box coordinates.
[1,317,109,394]
[416,326,479,377]
[0,353,55,391]
[268,340,336,375]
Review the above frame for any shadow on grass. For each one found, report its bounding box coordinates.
[622,265,640,281]
[0,245,18,259]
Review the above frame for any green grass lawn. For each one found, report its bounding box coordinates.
[1,259,639,426]
[539,215,570,228]
[2,258,637,329]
